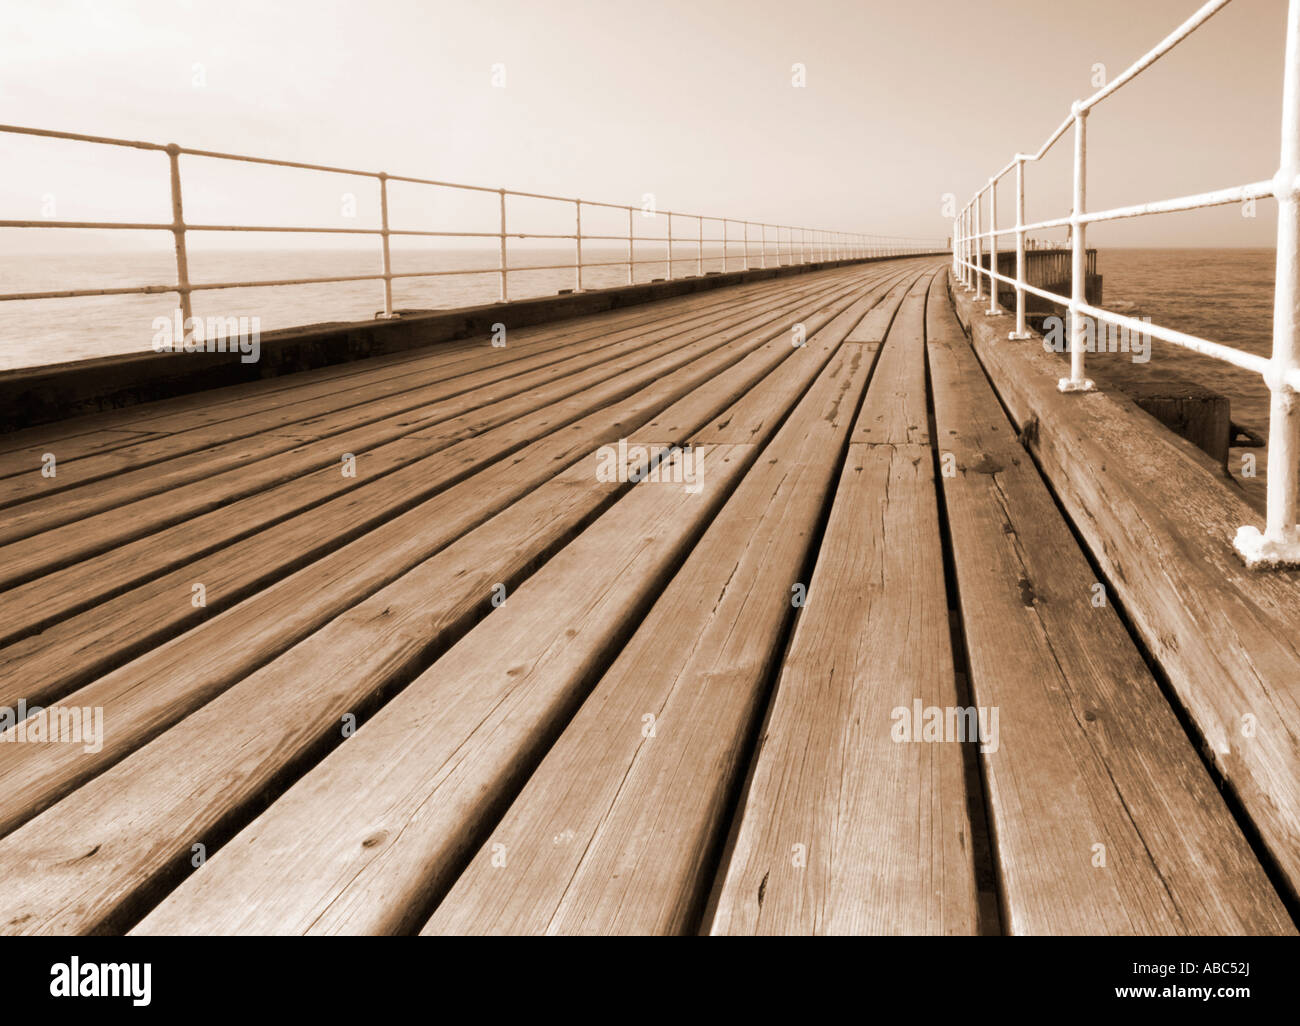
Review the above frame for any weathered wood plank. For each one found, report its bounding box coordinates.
[0,268,890,852]
[850,270,933,446]
[690,266,915,444]
[130,445,753,936]
[424,294,895,935]
[0,271,840,555]
[0,271,910,935]
[0,267,865,610]
[706,268,974,935]
[0,265,817,467]
[0,267,877,689]
[707,442,977,934]
[945,277,1300,927]
[844,271,916,344]
[120,278,909,937]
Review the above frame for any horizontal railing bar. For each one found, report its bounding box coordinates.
[965,178,1278,240]
[0,219,173,231]
[175,146,380,179]
[188,223,381,235]
[1076,297,1272,375]
[0,283,181,302]
[2,126,950,248]
[0,122,167,152]
[1025,115,1074,165]
[1075,179,1276,223]
[1082,0,1233,112]
[190,273,384,290]
[957,257,1274,377]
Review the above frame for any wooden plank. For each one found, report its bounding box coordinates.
[693,266,922,444]
[627,266,913,448]
[0,447,748,935]
[0,271,902,935]
[951,278,1300,907]
[0,265,815,465]
[845,271,915,343]
[0,266,863,596]
[0,268,889,846]
[0,269,830,497]
[0,271,839,548]
[0,267,878,658]
[424,291,897,935]
[129,445,754,936]
[121,281,909,937]
[932,279,1294,934]
[707,269,975,935]
[850,270,933,445]
[708,441,976,934]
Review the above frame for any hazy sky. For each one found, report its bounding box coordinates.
[0,0,1290,249]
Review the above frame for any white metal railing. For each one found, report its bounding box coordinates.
[0,122,944,326]
[953,0,1300,569]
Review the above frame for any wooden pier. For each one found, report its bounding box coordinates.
[0,257,1296,935]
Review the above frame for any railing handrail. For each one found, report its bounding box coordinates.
[952,0,1300,569]
[0,119,945,316]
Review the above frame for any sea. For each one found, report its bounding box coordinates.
[0,245,1280,500]
[0,245,717,372]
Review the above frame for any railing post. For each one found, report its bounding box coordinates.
[575,199,582,292]
[698,216,703,276]
[165,144,192,326]
[760,223,766,269]
[974,190,984,301]
[627,206,635,285]
[1060,101,1095,393]
[721,219,727,273]
[378,172,395,318]
[986,177,1003,316]
[666,212,673,281]
[744,222,750,271]
[1236,0,1300,568]
[498,188,508,302]
[965,207,972,286]
[1010,157,1032,339]
[968,205,975,287]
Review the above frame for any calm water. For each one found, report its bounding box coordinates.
[1098,248,1276,439]
[0,246,1279,444]
[0,246,727,372]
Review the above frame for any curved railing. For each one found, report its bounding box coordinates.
[953,0,1300,568]
[0,122,944,324]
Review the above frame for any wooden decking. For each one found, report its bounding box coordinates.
[0,259,1294,935]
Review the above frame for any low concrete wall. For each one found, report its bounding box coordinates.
[0,254,942,433]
